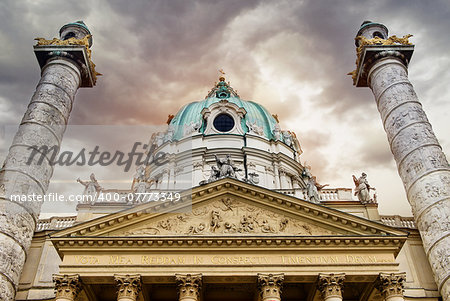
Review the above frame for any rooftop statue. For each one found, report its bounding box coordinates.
[77,173,102,203]
[302,166,328,204]
[352,173,376,204]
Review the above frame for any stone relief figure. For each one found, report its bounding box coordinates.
[77,173,102,202]
[209,166,220,182]
[352,172,375,203]
[246,120,264,136]
[239,215,255,233]
[248,172,260,185]
[183,121,202,136]
[210,210,221,232]
[260,219,276,233]
[215,155,240,178]
[224,222,237,233]
[186,223,206,235]
[279,219,289,231]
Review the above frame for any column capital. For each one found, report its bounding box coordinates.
[375,272,406,300]
[114,274,142,301]
[257,273,284,301]
[317,273,345,300]
[53,274,82,301]
[175,273,202,301]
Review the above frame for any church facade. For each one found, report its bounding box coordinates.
[0,21,447,301]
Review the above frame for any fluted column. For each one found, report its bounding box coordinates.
[351,21,450,300]
[317,273,345,301]
[257,273,284,301]
[175,273,202,301]
[375,272,406,301]
[53,274,82,301]
[114,274,142,301]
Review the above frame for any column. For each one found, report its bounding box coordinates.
[53,274,82,301]
[351,21,450,299]
[375,272,406,301]
[0,21,97,301]
[114,274,142,301]
[317,273,345,301]
[257,273,284,301]
[175,273,202,301]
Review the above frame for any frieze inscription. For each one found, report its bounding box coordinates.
[65,253,394,266]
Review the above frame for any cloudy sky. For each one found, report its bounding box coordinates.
[1,0,449,217]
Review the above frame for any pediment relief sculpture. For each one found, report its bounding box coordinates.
[118,198,337,236]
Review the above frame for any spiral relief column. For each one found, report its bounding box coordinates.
[351,21,450,300]
[0,21,97,300]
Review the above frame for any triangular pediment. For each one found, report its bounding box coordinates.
[52,178,407,240]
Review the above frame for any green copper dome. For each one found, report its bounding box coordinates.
[169,78,279,141]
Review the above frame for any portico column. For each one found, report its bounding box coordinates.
[375,272,406,301]
[257,273,284,301]
[351,21,450,300]
[175,273,202,301]
[114,274,142,301]
[53,274,82,301]
[317,273,345,301]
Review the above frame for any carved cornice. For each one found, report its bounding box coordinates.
[317,273,345,300]
[375,272,406,299]
[114,274,142,301]
[53,236,405,249]
[258,273,284,301]
[53,274,82,301]
[175,273,202,300]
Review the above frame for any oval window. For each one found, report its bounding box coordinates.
[213,114,235,132]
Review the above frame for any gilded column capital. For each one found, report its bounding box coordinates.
[175,273,202,301]
[317,273,345,300]
[114,274,142,301]
[53,274,82,301]
[257,273,284,301]
[375,272,406,300]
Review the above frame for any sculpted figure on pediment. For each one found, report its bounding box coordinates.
[119,198,337,236]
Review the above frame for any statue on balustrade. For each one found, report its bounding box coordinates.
[77,173,102,203]
[302,166,328,204]
[352,172,376,204]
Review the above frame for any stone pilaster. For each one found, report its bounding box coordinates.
[257,273,284,301]
[114,274,142,301]
[175,273,202,301]
[53,274,82,301]
[352,22,450,300]
[375,272,406,301]
[317,273,345,301]
[0,22,96,300]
